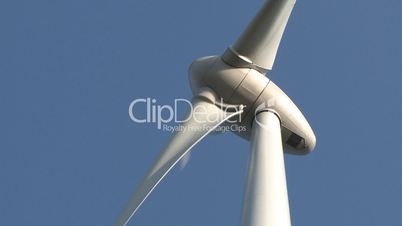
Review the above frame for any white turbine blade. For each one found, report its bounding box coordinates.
[114,97,244,226]
[179,152,191,170]
[228,0,296,70]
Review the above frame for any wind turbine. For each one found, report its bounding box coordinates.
[115,0,316,225]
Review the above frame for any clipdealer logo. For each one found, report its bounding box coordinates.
[128,98,246,133]
[128,98,191,129]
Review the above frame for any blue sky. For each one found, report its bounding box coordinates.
[1,0,402,225]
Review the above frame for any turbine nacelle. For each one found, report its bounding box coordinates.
[189,56,316,154]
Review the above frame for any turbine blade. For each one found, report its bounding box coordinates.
[224,0,296,71]
[179,151,191,170]
[114,97,243,226]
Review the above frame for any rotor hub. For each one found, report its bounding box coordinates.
[189,56,316,154]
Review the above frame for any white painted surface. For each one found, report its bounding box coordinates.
[241,110,291,226]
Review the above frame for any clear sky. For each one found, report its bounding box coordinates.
[1,0,402,225]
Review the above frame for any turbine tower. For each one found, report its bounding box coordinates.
[115,0,316,225]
